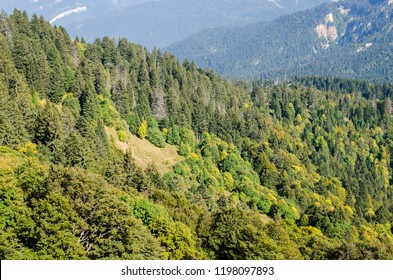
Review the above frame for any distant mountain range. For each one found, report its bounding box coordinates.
[167,0,393,83]
[1,0,124,22]
[1,0,330,49]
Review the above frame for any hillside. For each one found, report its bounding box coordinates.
[105,126,182,173]
[2,0,330,49]
[1,10,393,260]
[167,0,393,82]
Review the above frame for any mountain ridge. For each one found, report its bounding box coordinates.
[166,0,393,82]
[1,0,330,49]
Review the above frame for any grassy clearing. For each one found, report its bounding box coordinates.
[105,127,182,174]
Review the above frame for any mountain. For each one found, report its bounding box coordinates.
[2,9,393,260]
[1,0,330,49]
[0,1,153,25]
[3,9,393,260]
[166,0,393,83]
[1,0,115,22]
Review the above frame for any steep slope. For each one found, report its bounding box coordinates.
[105,126,182,174]
[167,0,393,82]
[1,10,393,260]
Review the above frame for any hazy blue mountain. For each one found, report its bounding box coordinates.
[1,0,114,22]
[0,1,152,24]
[0,0,330,48]
[66,0,329,48]
[166,0,393,82]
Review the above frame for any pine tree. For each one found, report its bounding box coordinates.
[34,101,63,145]
[111,79,131,116]
[77,84,99,135]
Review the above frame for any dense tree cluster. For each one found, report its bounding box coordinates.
[1,11,393,260]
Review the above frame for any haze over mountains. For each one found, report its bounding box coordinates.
[1,0,330,49]
[1,0,125,21]
[167,0,393,83]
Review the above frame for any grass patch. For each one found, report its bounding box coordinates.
[105,127,182,174]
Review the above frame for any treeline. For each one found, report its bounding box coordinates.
[1,10,393,260]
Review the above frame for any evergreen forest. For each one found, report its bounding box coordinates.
[167,0,393,83]
[1,11,393,260]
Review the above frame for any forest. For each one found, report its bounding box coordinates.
[1,10,393,260]
[167,0,393,83]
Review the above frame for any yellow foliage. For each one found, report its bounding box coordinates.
[18,142,38,156]
[223,172,234,190]
[138,119,148,139]
[361,225,377,242]
[220,150,228,161]
[290,206,300,220]
[366,208,376,218]
[312,193,321,201]
[190,152,199,160]
[301,226,323,237]
[344,205,354,217]
[292,165,303,172]
[372,126,383,136]
[76,41,86,53]
[117,130,127,142]
[328,206,335,213]
[211,166,220,177]
[267,192,278,203]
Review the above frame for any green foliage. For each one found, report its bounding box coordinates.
[34,102,64,145]
[127,113,141,135]
[166,125,181,146]
[1,10,393,261]
[208,208,283,259]
[146,127,166,148]
[178,143,192,156]
[117,130,127,142]
[131,199,200,259]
